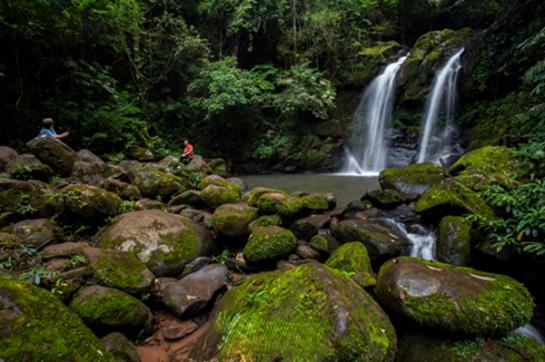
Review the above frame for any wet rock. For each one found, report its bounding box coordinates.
[0,179,53,217]
[200,175,240,193]
[242,187,284,206]
[301,192,336,212]
[161,264,228,318]
[77,149,104,164]
[0,146,18,171]
[82,247,155,294]
[211,203,258,237]
[55,184,122,219]
[102,332,141,362]
[331,219,411,262]
[163,321,199,341]
[101,177,142,200]
[366,188,404,208]
[379,163,444,201]
[26,136,78,176]
[0,277,115,361]
[70,285,153,336]
[127,165,187,200]
[325,242,376,288]
[96,210,213,276]
[415,178,495,219]
[7,154,54,181]
[169,190,204,208]
[182,256,215,277]
[243,226,297,265]
[190,263,396,361]
[376,257,534,336]
[309,234,339,255]
[10,218,56,247]
[256,192,305,220]
[180,208,213,227]
[227,177,248,193]
[295,244,321,260]
[396,332,545,362]
[290,214,330,240]
[200,185,240,209]
[437,216,472,266]
[248,215,283,233]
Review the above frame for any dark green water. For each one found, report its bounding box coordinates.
[241,174,380,207]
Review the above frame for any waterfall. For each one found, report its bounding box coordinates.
[384,219,436,261]
[417,48,464,164]
[513,324,545,345]
[342,56,408,175]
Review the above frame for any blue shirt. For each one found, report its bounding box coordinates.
[40,128,57,137]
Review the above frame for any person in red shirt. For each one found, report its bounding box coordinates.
[181,139,194,160]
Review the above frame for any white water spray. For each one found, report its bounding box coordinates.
[513,324,545,345]
[417,49,464,163]
[343,56,408,175]
[385,219,436,261]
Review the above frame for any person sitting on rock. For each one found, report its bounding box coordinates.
[181,139,194,160]
[39,118,69,139]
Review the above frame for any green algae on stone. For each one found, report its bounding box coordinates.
[256,192,305,219]
[0,277,115,361]
[367,188,404,208]
[248,215,283,233]
[414,178,495,219]
[127,165,188,200]
[200,175,241,193]
[200,185,240,209]
[242,187,286,206]
[70,285,152,336]
[325,242,376,288]
[396,332,545,362]
[54,184,122,219]
[437,216,472,265]
[211,203,258,237]
[449,146,522,191]
[301,192,335,212]
[0,179,53,217]
[379,163,444,201]
[376,257,534,337]
[190,263,396,361]
[243,225,297,264]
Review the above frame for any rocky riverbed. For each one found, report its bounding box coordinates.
[1,137,544,361]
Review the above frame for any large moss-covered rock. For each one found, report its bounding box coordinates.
[243,226,297,265]
[54,184,122,219]
[200,175,240,193]
[127,165,187,200]
[367,188,404,208]
[211,203,258,237]
[325,242,376,288]
[71,161,124,186]
[200,185,240,209]
[396,332,545,362]
[190,263,396,361]
[414,178,495,219]
[70,285,152,337]
[331,219,411,262]
[376,257,534,336]
[248,215,283,233]
[437,216,471,265]
[26,136,78,176]
[82,247,155,294]
[96,210,212,276]
[100,178,142,201]
[0,179,53,217]
[0,277,115,361]
[207,158,228,176]
[256,192,305,220]
[290,214,330,240]
[242,187,285,206]
[379,163,444,201]
[301,192,336,212]
[7,154,54,181]
[449,146,521,191]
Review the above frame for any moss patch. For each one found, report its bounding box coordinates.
[325,242,376,288]
[244,226,297,265]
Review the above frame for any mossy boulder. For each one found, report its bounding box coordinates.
[207,158,228,177]
[70,285,152,337]
[367,188,404,208]
[242,187,285,206]
[10,218,56,247]
[77,149,104,164]
[102,332,140,362]
[331,219,411,262]
[0,145,18,171]
[186,155,211,174]
[290,214,330,240]
[449,146,521,191]
[325,242,376,288]
[379,163,444,201]
[0,276,115,361]
[26,136,78,176]
[243,226,297,265]
[82,247,155,294]
[248,215,283,233]
[100,178,142,201]
[200,185,240,209]
[211,203,258,237]
[309,234,339,254]
[125,145,154,161]
[54,184,122,219]
[437,216,472,266]
[71,161,124,186]
[190,263,396,361]
[169,190,204,208]
[396,332,545,362]
[127,165,187,200]
[376,257,534,337]
[301,192,336,211]
[7,154,54,181]
[348,41,404,86]
[414,178,495,220]
[0,179,53,217]
[96,210,213,276]
[200,175,240,193]
[256,192,305,220]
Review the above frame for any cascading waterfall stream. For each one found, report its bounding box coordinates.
[417,48,464,164]
[342,56,408,175]
[384,219,436,261]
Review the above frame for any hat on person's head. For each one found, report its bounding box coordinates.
[42,118,54,127]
